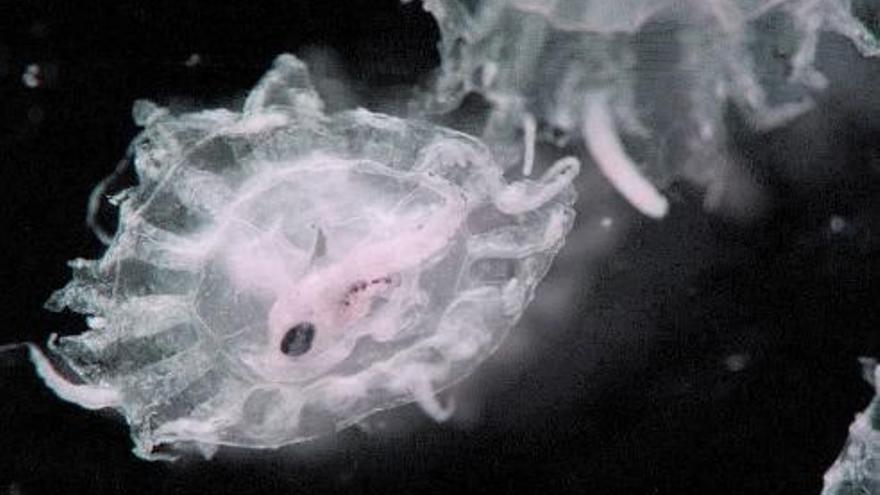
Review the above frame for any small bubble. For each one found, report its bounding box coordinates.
[830,215,847,234]
[21,62,57,88]
[22,64,41,88]
[600,216,613,229]
[723,353,750,372]
[184,53,202,68]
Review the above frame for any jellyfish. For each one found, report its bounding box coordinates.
[414,0,879,217]
[821,358,880,494]
[34,54,580,460]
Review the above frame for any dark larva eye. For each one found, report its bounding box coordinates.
[280,322,316,357]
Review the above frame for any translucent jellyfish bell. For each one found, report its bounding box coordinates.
[36,54,579,460]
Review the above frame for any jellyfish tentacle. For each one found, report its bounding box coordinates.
[494,156,580,215]
[582,93,669,219]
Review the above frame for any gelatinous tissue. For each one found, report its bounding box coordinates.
[36,54,579,459]
[415,0,879,217]
[821,358,880,495]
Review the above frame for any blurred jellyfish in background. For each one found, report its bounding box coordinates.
[409,0,880,492]
[822,359,880,494]
[414,0,879,218]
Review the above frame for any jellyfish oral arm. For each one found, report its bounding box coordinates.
[583,95,669,219]
[494,156,581,215]
[28,340,121,410]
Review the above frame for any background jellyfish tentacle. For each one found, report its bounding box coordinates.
[414,0,879,218]
[36,53,579,460]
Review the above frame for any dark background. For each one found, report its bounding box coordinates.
[1,1,880,494]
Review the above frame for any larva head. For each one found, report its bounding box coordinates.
[266,283,335,362]
[266,268,401,370]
